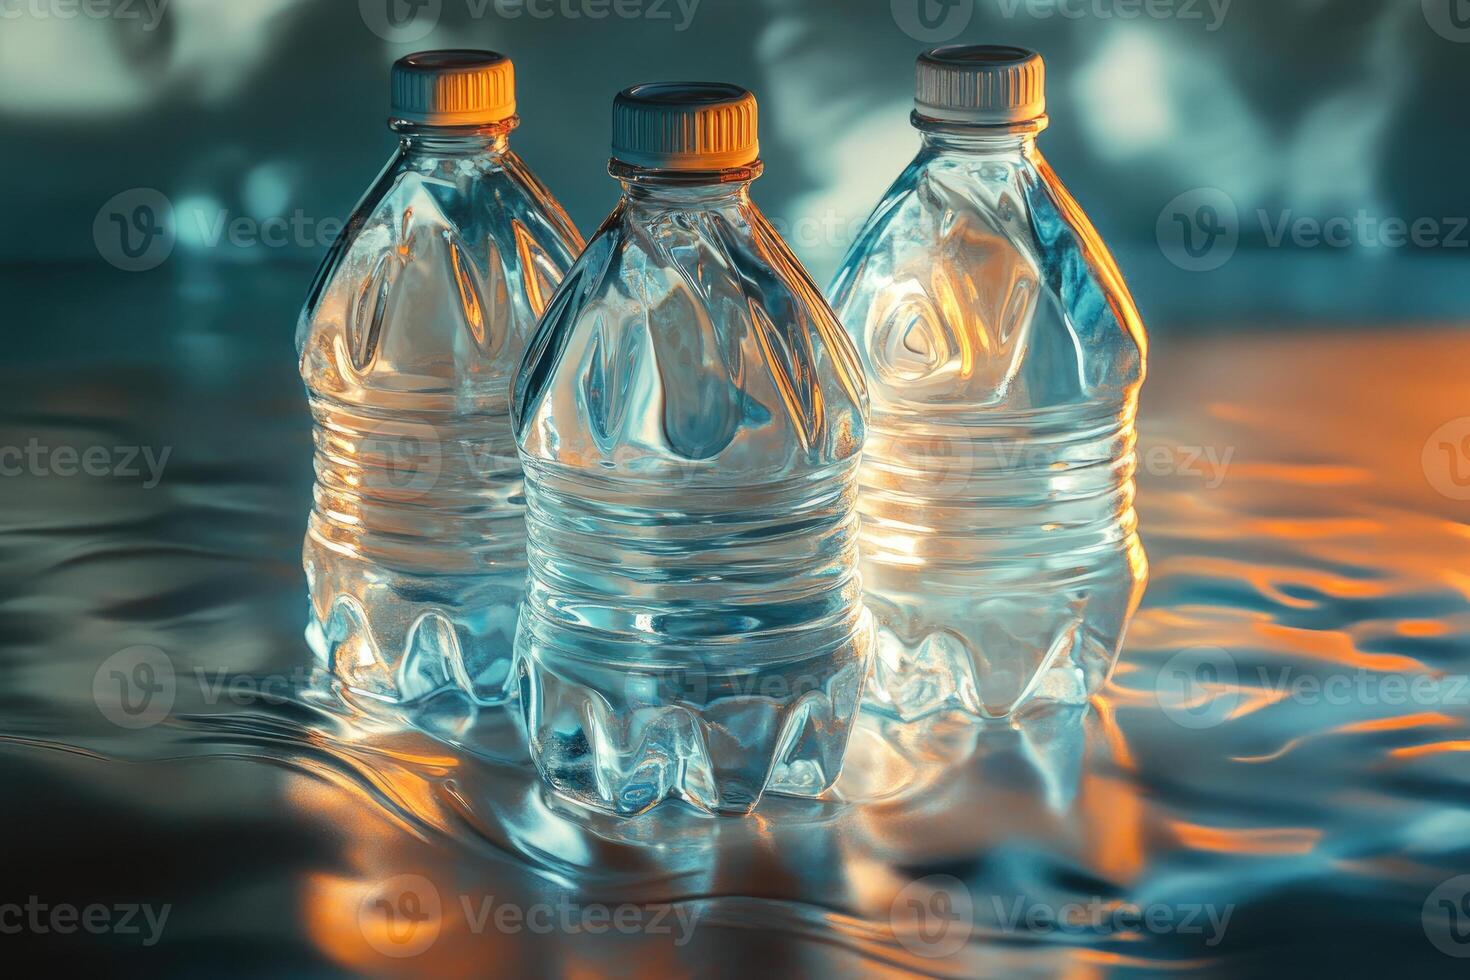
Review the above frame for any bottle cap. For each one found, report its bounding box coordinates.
[611,82,759,170]
[915,45,1046,125]
[391,50,516,126]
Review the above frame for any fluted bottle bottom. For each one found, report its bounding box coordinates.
[303,532,523,707]
[861,532,1148,722]
[513,608,874,816]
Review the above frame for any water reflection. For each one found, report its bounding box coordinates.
[2,288,1468,972]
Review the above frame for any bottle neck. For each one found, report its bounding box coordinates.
[391,119,515,158]
[918,128,1038,158]
[611,158,763,207]
[912,112,1045,158]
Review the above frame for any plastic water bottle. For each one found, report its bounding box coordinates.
[828,46,1148,721]
[513,83,872,815]
[298,51,583,707]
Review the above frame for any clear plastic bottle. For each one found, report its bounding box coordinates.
[828,46,1148,721]
[298,51,583,707]
[513,83,872,815]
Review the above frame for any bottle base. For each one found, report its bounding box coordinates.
[860,546,1147,722]
[513,614,874,816]
[304,548,523,707]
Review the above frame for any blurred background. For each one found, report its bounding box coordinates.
[4,0,1469,340]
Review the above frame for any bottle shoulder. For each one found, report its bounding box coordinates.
[829,149,1145,415]
[297,146,584,414]
[513,199,868,475]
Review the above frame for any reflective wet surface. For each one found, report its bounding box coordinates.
[3,265,1469,976]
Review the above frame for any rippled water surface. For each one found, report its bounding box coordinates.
[3,266,1468,976]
